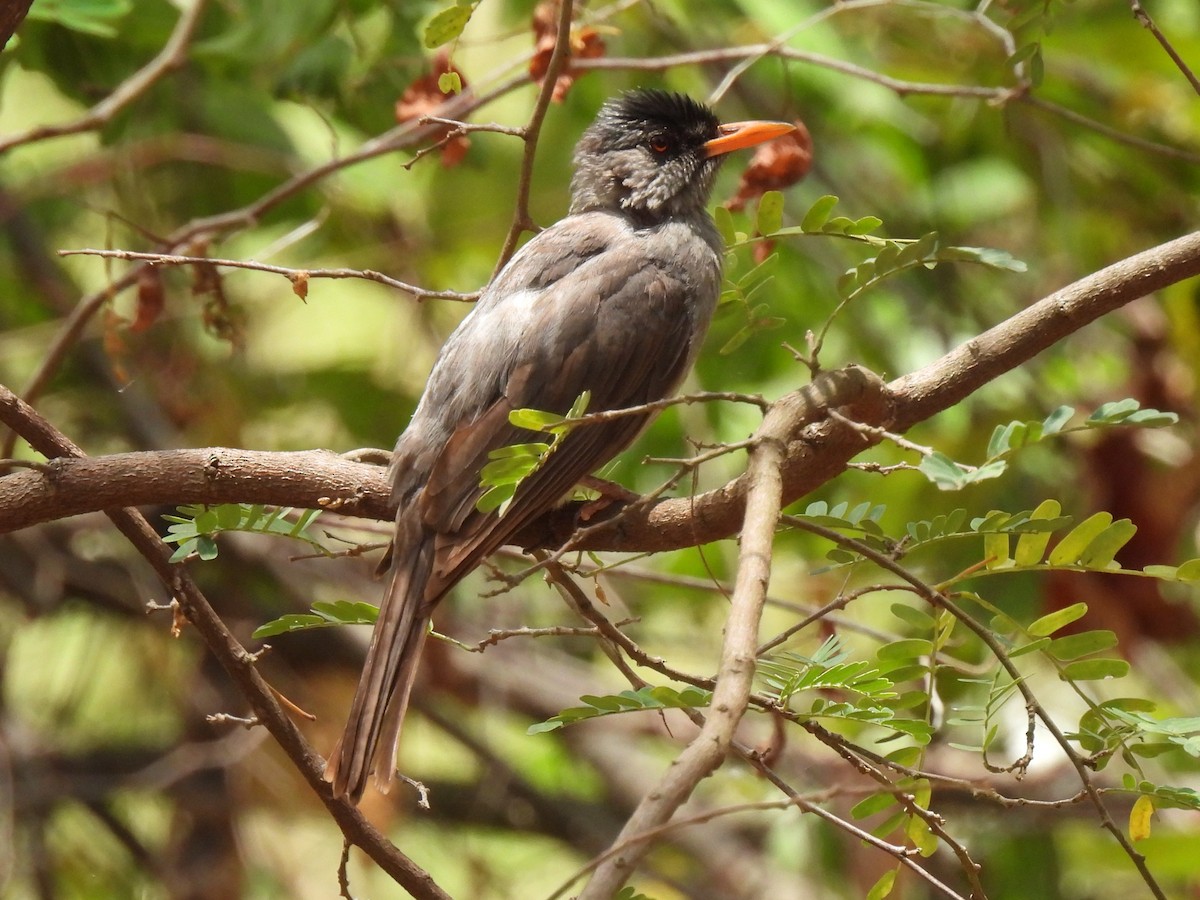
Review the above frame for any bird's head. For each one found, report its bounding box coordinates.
[569,90,795,223]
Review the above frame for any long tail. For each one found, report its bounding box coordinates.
[325,515,434,801]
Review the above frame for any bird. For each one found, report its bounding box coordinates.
[325,89,795,801]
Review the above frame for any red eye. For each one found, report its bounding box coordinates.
[649,137,670,154]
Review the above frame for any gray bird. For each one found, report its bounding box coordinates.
[326,90,794,801]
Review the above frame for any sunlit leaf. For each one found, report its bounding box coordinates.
[1028,602,1089,637]
[1060,658,1130,681]
[800,194,838,232]
[1129,795,1154,842]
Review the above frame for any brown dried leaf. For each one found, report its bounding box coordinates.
[727,119,814,212]
[132,266,165,333]
[529,1,606,103]
[103,307,130,384]
[290,271,309,302]
[529,0,558,83]
[439,134,470,168]
[396,51,468,123]
[753,238,776,265]
[396,51,471,168]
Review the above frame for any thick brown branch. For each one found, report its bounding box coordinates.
[0,446,392,533]
[3,232,1199,553]
[887,229,1200,429]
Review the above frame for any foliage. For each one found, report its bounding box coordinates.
[161,503,327,563]
[476,390,592,515]
[527,684,714,734]
[252,599,380,639]
[3,1,1200,899]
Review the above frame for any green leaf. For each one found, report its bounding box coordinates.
[1077,519,1137,567]
[1047,630,1118,660]
[877,639,933,660]
[1060,658,1130,681]
[714,206,737,246]
[986,422,1015,459]
[890,604,936,631]
[935,245,1027,272]
[196,535,219,561]
[252,613,329,639]
[847,215,884,236]
[1028,45,1045,88]
[1086,399,1178,429]
[984,532,1011,569]
[528,685,713,734]
[800,195,838,232]
[871,809,908,840]
[896,232,938,267]
[834,268,860,298]
[866,869,897,900]
[311,599,381,626]
[480,444,550,481]
[27,0,134,37]
[1005,41,1040,68]
[1028,602,1088,636]
[756,191,784,235]
[1177,558,1200,581]
[509,408,567,432]
[1013,499,1063,565]
[424,4,475,49]
[252,600,379,639]
[1008,637,1051,658]
[719,324,753,355]
[1042,406,1075,435]
[168,539,196,563]
[851,792,899,819]
[476,482,517,514]
[873,242,901,274]
[906,813,938,857]
[437,70,463,94]
[1047,512,1113,565]
[918,452,968,490]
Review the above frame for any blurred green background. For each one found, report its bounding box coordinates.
[1,0,1198,897]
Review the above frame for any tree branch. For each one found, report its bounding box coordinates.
[0,389,451,900]
[0,0,210,153]
[492,0,577,272]
[4,230,1199,549]
[580,373,787,898]
[56,249,480,302]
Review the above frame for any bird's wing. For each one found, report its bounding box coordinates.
[415,213,719,597]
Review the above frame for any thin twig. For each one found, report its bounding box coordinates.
[1130,0,1200,97]
[580,398,786,897]
[57,249,480,302]
[492,0,577,273]
[0,384,452,900]
[0,0,210,153]
[787,517,1169,900]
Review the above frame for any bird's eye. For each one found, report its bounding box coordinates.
[648,136,671,154]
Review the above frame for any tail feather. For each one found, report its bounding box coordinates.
[325,516,434,801]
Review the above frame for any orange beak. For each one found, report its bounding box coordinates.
[704,120,797,158]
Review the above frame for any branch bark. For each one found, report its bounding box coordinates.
[5,230,1199,550]
[579,374,787,898]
